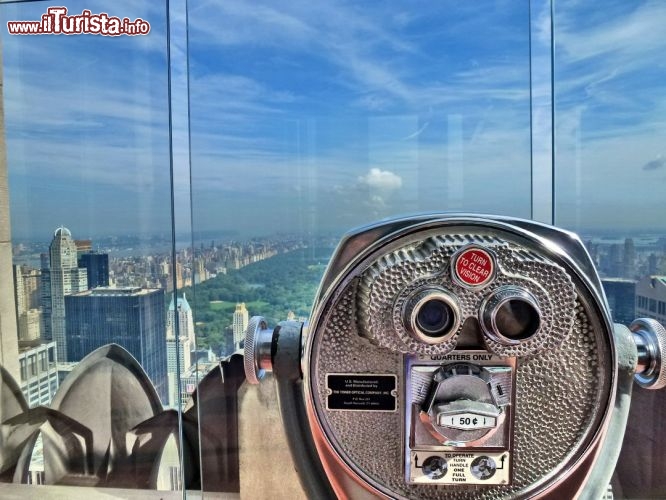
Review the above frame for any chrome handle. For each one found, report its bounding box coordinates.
[631,318,666,390]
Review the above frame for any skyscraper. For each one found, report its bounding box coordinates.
[65,287,168,403]
[601,278,636,326]
[648,253,659,276]
[623,238,636,279]
[608,244,623,277]
[39,262,51,341]
[46,227,88,361]
[78,252,110,288]
[232,302,249,350]
[13,264,26,316]
[166,294,195,408]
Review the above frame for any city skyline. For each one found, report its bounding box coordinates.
[12,222,666,285]
[12,221,665,370]
[14,223,666,317]
[0,1,664,242]
[6,223,321,420]
[10,227,262,404]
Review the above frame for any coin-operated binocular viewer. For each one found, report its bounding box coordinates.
[243,214,666,499]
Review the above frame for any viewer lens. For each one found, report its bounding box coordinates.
[416,299,454,338]
[480,286,542,345]
[404,289,460,344]
[494,299,540,340]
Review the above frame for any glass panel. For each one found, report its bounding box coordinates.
[0,0,186,493]
[187,0,534,494]
[553,1,666,497]
[188,0,535,342]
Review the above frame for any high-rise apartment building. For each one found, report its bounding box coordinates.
[13,264,43,343]
[636,276,666,326]
[74,239,92,254]
[64,287,168,403]
[17,309,42,344]
[78,252,109,288]
[232,302,249,350]
[166,294,195,408]
[194,257,207,284]
[39,265,51,340]
[13,265,26,313]
[44,228,88,361]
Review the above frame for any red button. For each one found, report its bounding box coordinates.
[454,248,494,287]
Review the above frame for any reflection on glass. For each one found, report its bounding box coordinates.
[188,0,534,361]
[553,0,666,327]
[553,1,666,498]
[0,0,190,492]
[185,0,534,496]
[190,1,534,232]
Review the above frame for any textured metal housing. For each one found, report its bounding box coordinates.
[356,233,577,358]
[303,215,616,500]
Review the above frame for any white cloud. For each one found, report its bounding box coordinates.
[555,2,666,64]
[357,168,403,191]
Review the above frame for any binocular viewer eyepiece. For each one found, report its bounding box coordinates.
[403,287,460,344]
[243,214,666,499]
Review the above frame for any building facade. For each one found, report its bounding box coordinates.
[64,287,168,403]
[18,341,58,408]
[179,359,218,409]
[78,252,109,289]
[636,276,666,326]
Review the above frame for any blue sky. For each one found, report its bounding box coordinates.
[1,0,665,242]
[552,0,666,232]
[186,0,534,235]
[1,1,172,241]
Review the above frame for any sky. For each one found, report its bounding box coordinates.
[1,0,665,242]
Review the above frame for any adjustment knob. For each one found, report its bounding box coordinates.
[631,318,666,390]
[243,316,275,384]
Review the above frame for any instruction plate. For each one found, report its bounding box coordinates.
[326,374,397,411]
